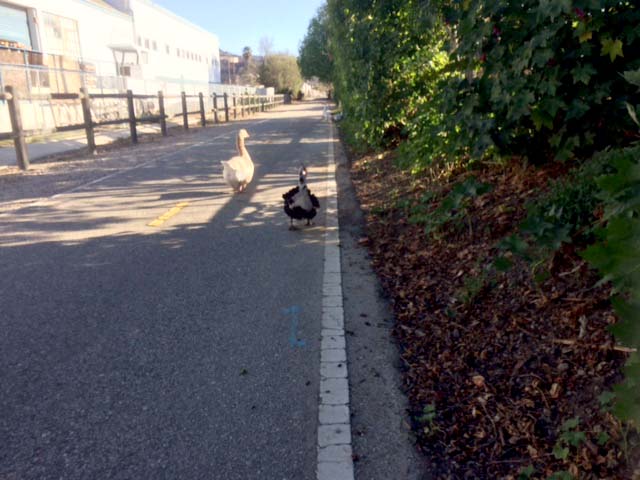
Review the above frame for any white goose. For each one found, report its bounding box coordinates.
[221,129,254,192]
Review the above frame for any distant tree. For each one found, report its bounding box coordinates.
[259,54,303,94]
[242,46,252,63]
[240,46,258,85]
[298,6,332,83]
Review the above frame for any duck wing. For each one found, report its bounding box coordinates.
[310,192,320,208]
[283,186,300,202]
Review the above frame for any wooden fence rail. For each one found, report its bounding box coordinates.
[0,86,284,170]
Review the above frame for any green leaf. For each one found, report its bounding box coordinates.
[598,391,616,406]
[554,136,580,162]
[600,38,624,62]
[622,69,640,88]
[532,48,554,68]
[566,99,590,121]
[552,444,570,460]
[548,471,574,480]
[532,107,554,130]
[508,90,535,120]
[494,256,513,272]
[561,417,580,431]
[518,465,535,479]
[626,102,639,127]
[563,430,586,447]
[572,64,596,85]
[499,234,529,257]
[597,432,610,446]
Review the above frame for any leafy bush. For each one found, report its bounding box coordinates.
[582,143,640,426]
[324,0,640,166]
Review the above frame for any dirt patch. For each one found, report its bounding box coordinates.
[346,144,636,478]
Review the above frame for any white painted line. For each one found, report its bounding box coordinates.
[318,424,352,447]
[318,444,353,463]
[320,362,348,379]
[317,121,354,480]
[319,405,350,425]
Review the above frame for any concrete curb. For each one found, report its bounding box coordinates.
[316,121,355,480]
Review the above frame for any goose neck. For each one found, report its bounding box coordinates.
[236,136,249,157]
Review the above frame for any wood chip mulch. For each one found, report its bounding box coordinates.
[348,148,638,479]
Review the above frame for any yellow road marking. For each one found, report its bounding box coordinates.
[148,202,190,227]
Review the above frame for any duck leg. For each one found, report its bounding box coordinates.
[289,218,297,230]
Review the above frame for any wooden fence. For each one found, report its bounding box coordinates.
[0,86,284,170]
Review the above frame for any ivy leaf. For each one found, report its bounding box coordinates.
[623,69,640,89]
[561,417,580,431]
[499,234,529,257]
[626,102,639,127]
[552,444,570,460]
[597,432,610,446]
[554,136,580,162]
[532,107,554,130]
[598,391,616,406]
[518,465,535,479]
[532,48,553,68]
[600,38,624,62]
[548,471,574,480]
[493,256,513,272]
[566,99,590,121]
[572,64,596,85]
[579,30,593,43]
[508,90,535,120]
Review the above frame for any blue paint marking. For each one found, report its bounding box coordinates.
[283,306,306,347]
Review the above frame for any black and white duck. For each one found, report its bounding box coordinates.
[283,165,320,230]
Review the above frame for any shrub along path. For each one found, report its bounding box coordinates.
[346,148,636,479]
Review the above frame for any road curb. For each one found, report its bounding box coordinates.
[316,121,355,480]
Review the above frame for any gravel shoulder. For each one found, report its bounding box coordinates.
[335,136,428,480]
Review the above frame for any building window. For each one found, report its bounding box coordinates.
[152,40,157,51]
[144,38,149,49]
[165,44,170,54]
[137,36,142,46]
[42,12,80,58]
[140,51,148,64]
[0,4,32,48]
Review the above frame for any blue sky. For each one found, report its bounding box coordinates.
[152,0,325,56]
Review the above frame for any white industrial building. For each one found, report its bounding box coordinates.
[0,0,222,94]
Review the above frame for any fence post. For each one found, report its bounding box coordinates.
[5,86,29,170]
[127,90,138,143]
[213,93,219,123]
[126,89,138,144]
[181,91,188,130]
[158,90,167,136]
[261,98,265,113]
[223,93,229,122]
[198,92,206,126]
[232,94,237,119]
[241,94,245,117]
[80,87,96,153]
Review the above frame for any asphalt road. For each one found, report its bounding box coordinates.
[0,103,333,479]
